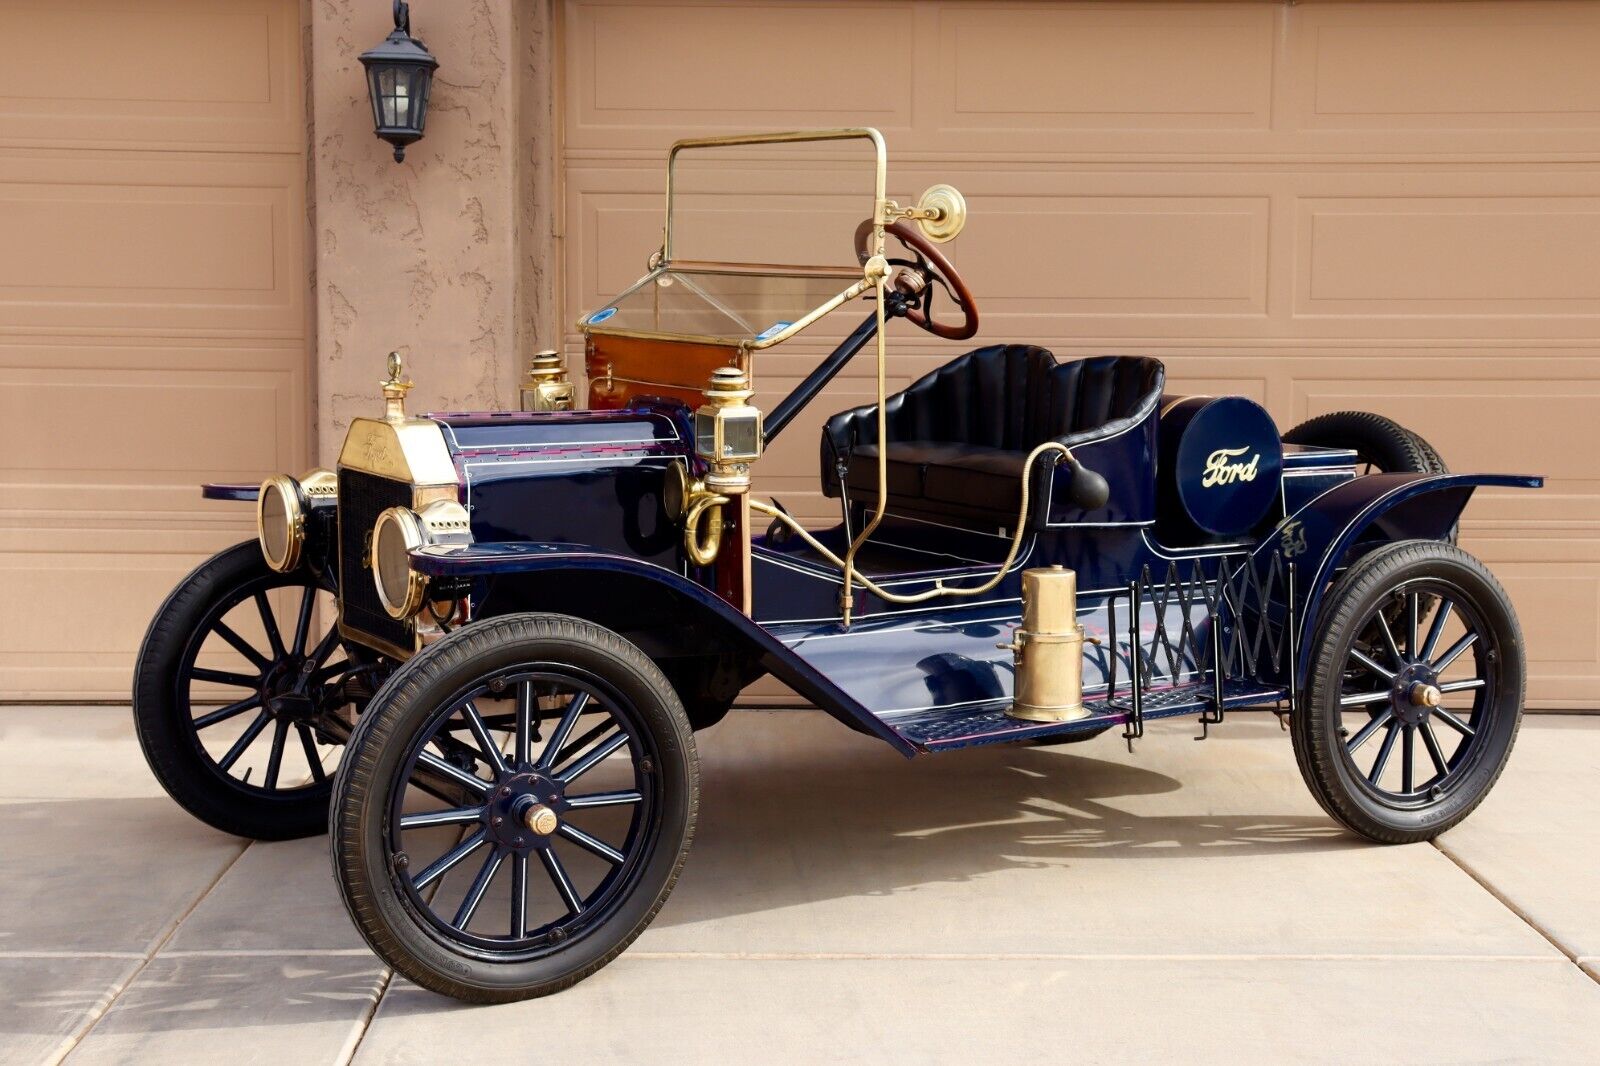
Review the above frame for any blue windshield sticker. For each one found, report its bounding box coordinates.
[755,321,792,341]
[589,307,617,324]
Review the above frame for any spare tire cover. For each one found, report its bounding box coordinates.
[1159,396,1282,536]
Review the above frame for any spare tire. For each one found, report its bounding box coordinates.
[1282,411,1430,475]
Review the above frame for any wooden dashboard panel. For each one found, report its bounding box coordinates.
[586,334,748,410]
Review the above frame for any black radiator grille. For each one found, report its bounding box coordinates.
[338,468,413,652]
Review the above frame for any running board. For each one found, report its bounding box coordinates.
[880,679,1287,753]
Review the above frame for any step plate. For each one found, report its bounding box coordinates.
[884,679,1288,753]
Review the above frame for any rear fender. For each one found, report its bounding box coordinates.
[412,542,917,755]
[1256,472,1542,688]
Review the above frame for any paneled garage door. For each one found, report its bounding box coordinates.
[562,0,1600,706]
[0,0,308,699]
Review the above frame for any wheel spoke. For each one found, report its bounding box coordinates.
[217,710,272,772]
[307,623,342,668]
[509,853,529,939]
[564,789,643,810]
[399,805,485,830]
[1420,721,1450,781]
[1405,593,1419,659]
[538,846,583,916]
[1368,721,1400,785]
[1401,726,1415,794]
[556,823,625,865]
[264,716,289,789]
[192,695,260,730]
[452,849,506,930]
[1340,690,1391,707]
[1346,709,1394,753]
[255,592,286,659]
[1349,648,1394,681]
[514,682,535,767]
[554,729,628,785]
[412,829,488,890]
[312,659,351,685]
[537,692,590,771]
[1420,599,1455,664]
[460,701,508,777]
[415,750,492,796]
[296,723,327,783]
[1430,631,1478,673]
[190,667,259,689]
[1433,707,1477,739]
[1373,610,1404,666]
[211,620,270,670]
[1439,678,1485,694]
[290,586,316,655]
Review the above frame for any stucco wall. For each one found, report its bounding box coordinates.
[309,0,551,464]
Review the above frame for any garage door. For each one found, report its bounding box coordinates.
[0,0,308,699]
[560,0,1600,707]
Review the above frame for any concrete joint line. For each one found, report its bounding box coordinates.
[1431,838,1600,989]
[50,840,250,1065]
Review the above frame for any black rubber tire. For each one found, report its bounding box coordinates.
[1283,411,1431,474]
[1406,429,1449,476]
[330,613,698,1003]
[1292,541,1524,844]
[133,541,333,840]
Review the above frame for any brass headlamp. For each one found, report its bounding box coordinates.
[257,468,337,573]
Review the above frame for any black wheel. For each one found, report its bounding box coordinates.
[1293,541,1524,843]
[330,613,697,1003]
[1283,411,1431,476]
[134,540,375,840]
[1406,429,1449,476]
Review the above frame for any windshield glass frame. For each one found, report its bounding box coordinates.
[580,128,890,351]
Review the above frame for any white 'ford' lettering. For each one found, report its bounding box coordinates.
[1201,446,1259,488]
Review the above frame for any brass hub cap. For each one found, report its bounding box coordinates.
[523,803,558,836]
[1409,682,1443,708]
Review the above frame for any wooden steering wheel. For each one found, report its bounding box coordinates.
[854,219,979,341]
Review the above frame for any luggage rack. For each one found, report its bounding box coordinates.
[885,553,1299,754]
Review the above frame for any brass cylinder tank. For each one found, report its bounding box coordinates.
[1005,565,1090,722]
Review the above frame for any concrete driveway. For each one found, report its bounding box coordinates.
[2,707,1597,1064]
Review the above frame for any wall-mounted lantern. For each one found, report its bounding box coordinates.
[359,1,439,163]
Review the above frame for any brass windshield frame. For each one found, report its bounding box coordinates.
[579,128,888,351]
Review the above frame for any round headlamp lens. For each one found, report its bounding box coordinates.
[373,507,426,619]
[257,475,304,572]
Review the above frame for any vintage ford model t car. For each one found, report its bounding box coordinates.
[135,129,1540,1003]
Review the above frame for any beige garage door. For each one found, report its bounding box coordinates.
[0,0,308,699]
[562,0,1600,708]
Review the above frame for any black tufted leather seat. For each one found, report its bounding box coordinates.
[821,346,1164,525]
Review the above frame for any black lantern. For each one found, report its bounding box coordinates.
[359,1,439,162]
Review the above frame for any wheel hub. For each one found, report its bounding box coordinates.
[1391,663,1440,726]
[485,772,563,849]
[261,655,316,719]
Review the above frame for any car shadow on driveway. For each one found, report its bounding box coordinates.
[651,716,1357,932]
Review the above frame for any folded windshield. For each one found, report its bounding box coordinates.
[583,266,862,346]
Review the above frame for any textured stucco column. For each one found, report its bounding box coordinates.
[309,0,524,464]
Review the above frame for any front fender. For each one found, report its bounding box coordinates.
[1255,472,1542,688]
[411,541,917,756]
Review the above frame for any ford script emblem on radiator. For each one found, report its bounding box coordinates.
[1200,446,1260,488]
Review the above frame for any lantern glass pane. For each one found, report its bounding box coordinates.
[412,67,431,132]
[721,412,761,459]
